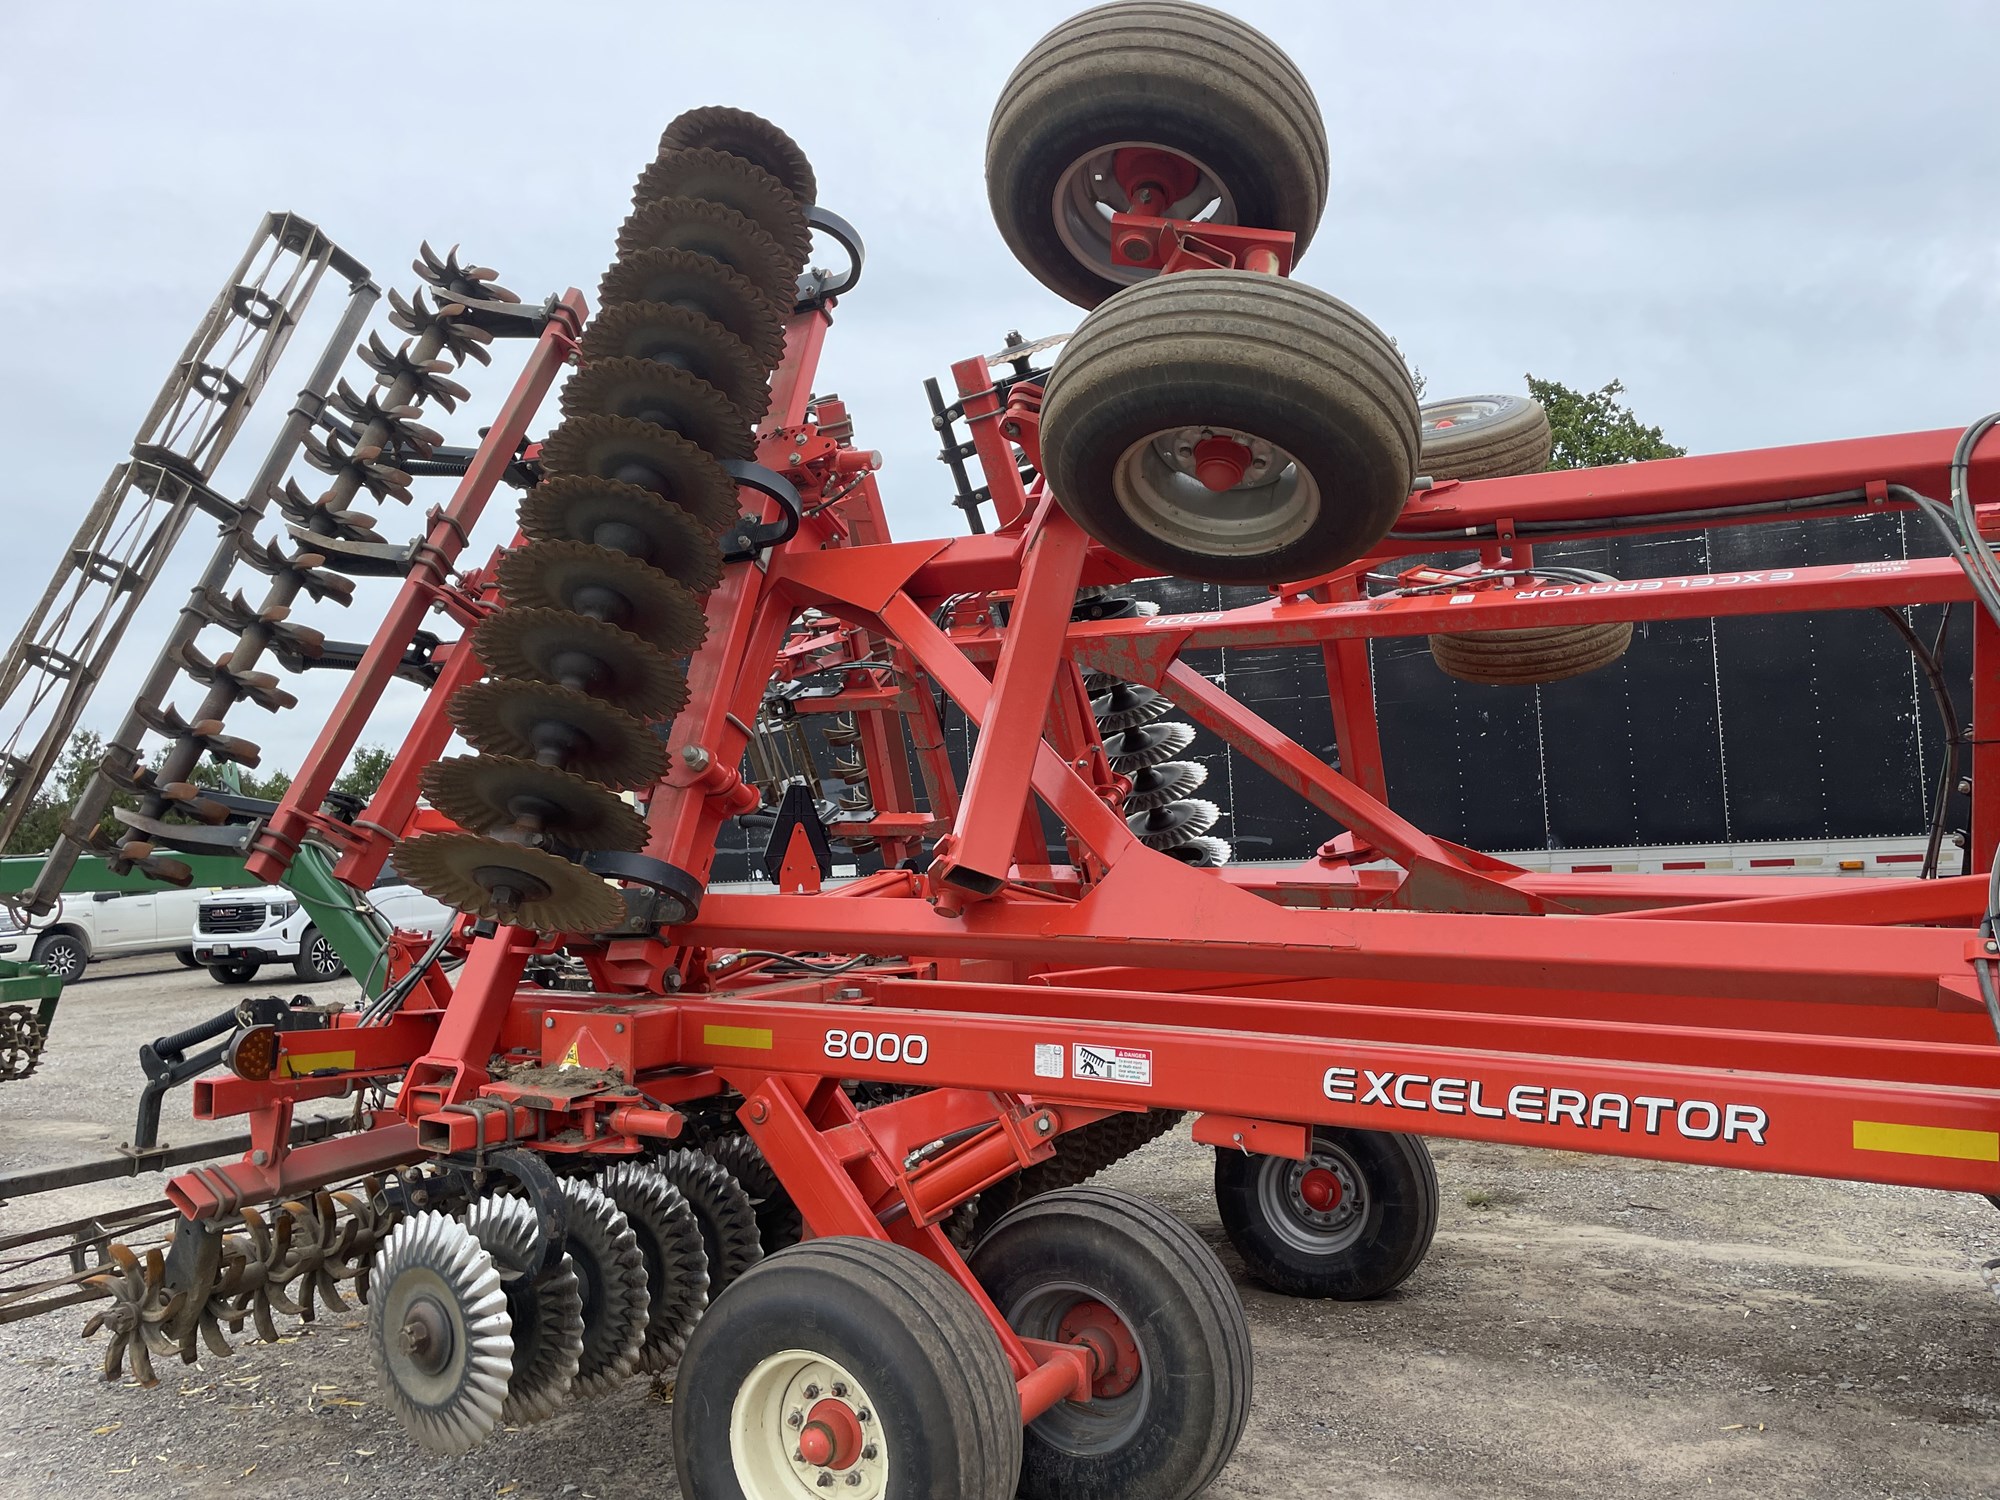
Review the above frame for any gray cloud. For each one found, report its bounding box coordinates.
[2,0,1995,776]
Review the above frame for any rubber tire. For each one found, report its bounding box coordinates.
[971,1186,1252,1500]
[209,960,260,985]
[674,1239,1022,1500]
[1418,393,1553,481]
[30,932,86,984]
[1041,270,1418,585]
[1429,620,1635,686]
[292,927,347,982]
[704,1134,804,1254]
[1214,1127,1439,1299]
[173,947,200,970]
[987,0,1328,308]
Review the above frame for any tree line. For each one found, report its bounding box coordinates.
[5,736,394,857]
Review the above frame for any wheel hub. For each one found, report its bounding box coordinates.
[1057,1298,1143,1399]
[1298,1166,1343,1213]
[732,1351,888,1500]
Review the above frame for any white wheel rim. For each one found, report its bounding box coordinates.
[1113,425,1319,557]
[1052,141,1235,285]
[729,1349,889,1500]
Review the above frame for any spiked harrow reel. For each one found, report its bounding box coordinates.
[8,4,2000,1497]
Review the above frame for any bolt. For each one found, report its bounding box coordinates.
[1119,234,1152,261]
[1035,1114,1053,1135]
[250,1149,269,1166]
[788,1410,804,1429]
[830,1381,848,1397]
[861,1444,878,1460]
[545,1016,556,1029]
[803,1383,821,1399]
[818,1475,834,1489]
[614,1022,625,1035]
[857,1408,872,1424]
[749,1100,769,1125]
[846,1475,862,1488]
[789,452,804,465]
[795,1448,806,1463]
[1002,421,1021,438]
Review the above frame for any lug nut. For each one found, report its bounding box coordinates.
[861,1444,878,1460]
[788,1410,804,1429]
[830,1381,847,1397]
[846,1475,862,1487]
[803,1383,820,1398]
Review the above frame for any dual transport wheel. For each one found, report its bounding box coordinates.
[1413,395,1636,685]
[675,1187,1251,1500]
[1214,1127,1440,1299]
[988,3,1420,587]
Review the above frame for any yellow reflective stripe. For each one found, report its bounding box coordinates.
[703,1024,774,1051]
[278,1050,357,1078]
[1852,1120,1999,1162]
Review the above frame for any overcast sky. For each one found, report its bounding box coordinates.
[2,0,1997,779]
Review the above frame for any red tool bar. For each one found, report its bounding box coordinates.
[248,293,587,883]
[1389,426,1992,538]
[673,991,2000,1193]
[944,555,1972,678]
[679,871,1972,1009]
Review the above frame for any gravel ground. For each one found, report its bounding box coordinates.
[4,958,2000,1498]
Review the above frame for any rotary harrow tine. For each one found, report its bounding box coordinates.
[356,330,471,411]
[415,240,519,305]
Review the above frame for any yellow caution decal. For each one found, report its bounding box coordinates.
[1853,1120,1999,1162]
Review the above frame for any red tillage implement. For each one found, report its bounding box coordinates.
[12,7,2000,1496]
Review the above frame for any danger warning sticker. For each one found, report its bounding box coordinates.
[1073,1043,1153,1086]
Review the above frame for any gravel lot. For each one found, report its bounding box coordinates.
[4,957,2000,1498]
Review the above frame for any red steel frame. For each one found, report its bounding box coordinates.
[195,229,2000,1417]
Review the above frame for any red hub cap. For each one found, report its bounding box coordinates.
[1057,1298,1143,1399]
[1111,146,1201,214]
[1191,435,1253,492]
[798,1397,865,1469]
[1299,1166,1344,1213]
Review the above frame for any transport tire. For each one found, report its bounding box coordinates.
[971,1186,1252,1500]
[209,960,260,985]
[1214,1126,1439,1299]
[292,927,347,982]
[30,932,86,983]
[1429,618,1635,686]
[675,1239,1022,1500]
[987,0,1328,307]
[1041,270,1418,584]
[1418,393,1553,481]
[173,947,200,969]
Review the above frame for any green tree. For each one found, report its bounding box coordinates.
[1525,375,1686,470]
[6,731,127,855]
[187,755,292,802]
[334,745,395,800]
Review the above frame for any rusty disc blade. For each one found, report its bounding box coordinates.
[1122,759,1207,813]
[421,755,647,852]
[393,833,625,933]
[614,198,794,313]
[578,306,770,423]
[1104,720,1196,774]
[497,540,709,656]
[1090,681,1173,733]
[518,475,724,593]
[474,607,688,721]
[658,105,816,205]
[597,247,787,369]
[632,149,810,270]
[1125,796,1220,850]
[560,354,755,458]
[537,414,739,531]
[449,679,668,791]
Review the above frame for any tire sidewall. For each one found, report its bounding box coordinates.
[674,1256,977,1500]
[992,104,1307,308]
[1215,1127,1437,1299]
[1048,360,1411,584]
[970,1209,1232,1495]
